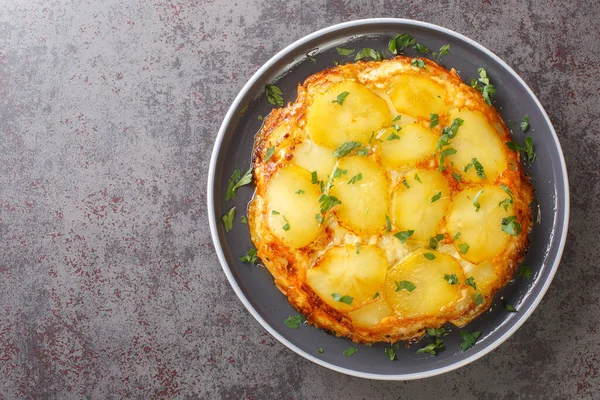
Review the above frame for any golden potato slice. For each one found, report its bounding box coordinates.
[446,186,513,263]
[292,140,336,181]
[306,244,388,312]
[388,75,449,118]
[380,123,437,168]
[390,169,451,241]
[445,109,508,183]
[265,165,321,248]
[349,297,394,328]
[384,250,465,318]
[329,156,389,234]
[306,81,390,149]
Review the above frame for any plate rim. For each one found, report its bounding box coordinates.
[206,18,570,380]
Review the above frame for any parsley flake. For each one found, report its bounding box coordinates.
[388,33,416,54]
[453,232,462,241]
[343,347,358,356]
[387,131,401,141]
[348,173,363,184]
[226,168,253,200]
[311,171,318,184]
[521,114,530,132]
[444,273,459,285]
[332,91,350,105]
[385,347,396,361]
[519,265,532,280]
[501,216,522,236]
[458,243,470,254]
[332,141,362,157]
[240,248,258,264]
[241,215,248,224]
[413,43,429,53]
[355,48,383,61]
[438,148,457,172]
[392,114,402,122]
[295,189,305,195]
[430,113,439,128]
[452,172,462,182]
[464,158,485,178]
[317,347,324,354]
[315,213,324,223]
[336,47,355,56]
[505,303,518,312]
[465,276,477,290]
[265,83,284,106]
[373,292,380,299]
[435,44,450,61]
[429,234,445,249]
[319,194,342,213]
[333,167,348,179]
[284,314,305,329]
[282,216,290,231]
[395,280,416,292]
[222,207,235,232]
[459,330,481,351]
[402,179,410,188]
[385,215,392,232]
[474,291,483,306]
[417,337,445,355]
[414,173,422,183]
[394,230,414,243]
[411,58,426,69]
[424,252,436,260]
[265,146,276,161]
[331,293,353,305]
[430,191,442,203]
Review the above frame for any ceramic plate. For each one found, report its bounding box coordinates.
[207,19,569,380]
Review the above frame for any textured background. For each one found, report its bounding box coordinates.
[0,0,597,399]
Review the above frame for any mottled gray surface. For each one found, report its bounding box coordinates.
[0,0,597,399]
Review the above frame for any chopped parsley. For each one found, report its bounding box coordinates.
[388,33,416,54]
[458,243,470,254]
[355,48,383,61]
[315,213,324,223]
[295,189,305,195]
[240,215,248,224]
[385,215,392,232]
[424,252,436,260]
[333,167,348,179]
[226,168,253,200]
[444,273,459,285]
[395,280,416,292]
[392,114,402,122]
[430,113,439,128]
[506,138,536,162]
[430,191,442,203]
[317,347,324,354]
[387,131,401,140]
[473,189,484,212]
[465,276,477,290]
[394,230,414,243]
[265,146,276,161]
[429,234,445,249]
[426,327,447,337]
[357,148,369,156]
[459,330,481,351]
[521,114,530,132]
[336,47,355,56]
[519,265,532,280]
[385,347,396,361]
[475,68,495,105]
[311,171,318,184]
[239,105,248,114]
[332,141,362,157]
[464,158,486,178]
[437,118,464,151]
[356,243,360,254]
[413,43,429,53]
[452,172,462,182]
[318,194,342,213]
[282,216,290,231]
[343,347,358,356]
[284,314,305,329]
[332,91,350,105]
[222,207,235,232]
[505,302,518,312]
[417,338,444,355]
[373,292,380,299]
[402,179,410,188]
[240,248,258,264]
[271,210,280,215]
[331,293,353,305]
[501,216,522,236]
[438,148,457,171]
[265,83,284,106]
[474,291,483,306]
[414,173,422,183]
[411,58,426,69]
[348,173,363,184]
[258,114,263,121]
[453,232,462,241]
[433,44,450,62]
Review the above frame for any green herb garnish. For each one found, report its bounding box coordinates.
[331,293,353,305]
[501,216,522,236]
[459,330,481,351]
[519,265,532,280]
[385,347,396,361]
[430,113,439,128]
[284,314,305,329]
[222,207,235,232]
[336,47,355,56]
[388,33,416,54]
[265,83,284,106]
[444,273,459,285]
[395,280,416,292]
[343,347,358,356]
[424,252,436,260]
[332,141,362,157]
[521,115,530,132]
[411,58,426,69]
[355,48,383,61]
[458,243,470,254]
[226,168,253,200]
[332,91,350,105]
[394,230,414,243]
[240,248,258,264]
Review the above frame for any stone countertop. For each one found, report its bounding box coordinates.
[0,1,597,398]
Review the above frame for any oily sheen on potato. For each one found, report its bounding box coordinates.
[248,56,533,344]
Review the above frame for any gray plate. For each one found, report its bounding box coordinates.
[207,19,569,380]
